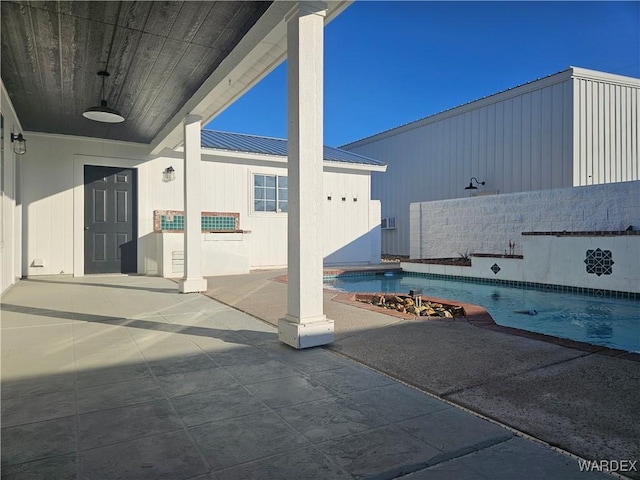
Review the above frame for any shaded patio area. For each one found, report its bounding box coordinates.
[1,275,614,479]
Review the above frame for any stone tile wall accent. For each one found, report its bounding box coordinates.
[153,210,240,233]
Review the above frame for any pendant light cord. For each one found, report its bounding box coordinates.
[101,2,122,99]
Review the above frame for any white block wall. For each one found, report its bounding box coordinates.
[410,181,640,259]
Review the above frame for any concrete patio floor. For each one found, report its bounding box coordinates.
[0,275,620,479]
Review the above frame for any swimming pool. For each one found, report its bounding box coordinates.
[325,273,640,353]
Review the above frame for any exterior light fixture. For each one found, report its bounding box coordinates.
[10,133,26,155]
[162,166,176,182]
[83,71,125,123]
[465,177,485,190]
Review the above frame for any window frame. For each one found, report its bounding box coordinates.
[250,172,288,215]
[381,217,396,230]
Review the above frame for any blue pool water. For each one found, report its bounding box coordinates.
[325,273,640,353]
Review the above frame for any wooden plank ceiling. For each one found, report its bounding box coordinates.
[1,1,272,144]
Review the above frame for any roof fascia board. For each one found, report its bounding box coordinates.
[1,78,24,133]
[570,66,640,87]
[150,1,351,155]
[25,131,151,150]
[200,147,386,171]
[154,146,385,172]
[151,149,285,168]
[323,161,387,173]
[203,148,287,165]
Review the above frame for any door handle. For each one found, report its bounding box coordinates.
[85,226,90,230]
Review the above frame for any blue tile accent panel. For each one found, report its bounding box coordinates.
[160,215,185,231]
[201,216,236,231]
[160,215,236,232]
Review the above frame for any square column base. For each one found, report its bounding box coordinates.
[278,316,335,349]
[178,277,208,293]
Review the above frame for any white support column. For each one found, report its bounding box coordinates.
[278,1,334,349]
[178,114,207,293]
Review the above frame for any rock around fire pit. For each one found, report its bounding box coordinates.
[356,293,465,318]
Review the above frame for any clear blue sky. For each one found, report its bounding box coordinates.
[207,1,640,147]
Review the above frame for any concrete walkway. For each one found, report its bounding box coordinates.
[0,275,621,479]
[204,269,640,479]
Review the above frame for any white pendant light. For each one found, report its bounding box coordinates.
[83,71,124,123]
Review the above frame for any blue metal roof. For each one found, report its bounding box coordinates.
[201,130,385,167]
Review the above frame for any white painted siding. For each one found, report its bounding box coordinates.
[197,159,375,268]
[22,134,149,277]
[323,168,373,265]
[573,75,640,185]
[21,136,381,276]
[0,83,23,294]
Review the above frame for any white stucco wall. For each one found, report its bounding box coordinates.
[155,232,251,278]
[404,234,639,294]
[523,235,638,293]
[410,181,640,260]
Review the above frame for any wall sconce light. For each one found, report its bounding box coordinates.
[465,177,485,190]
[10,133,26,155]
[162,166,175,182]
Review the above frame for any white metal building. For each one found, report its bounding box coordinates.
[342,67,640,256]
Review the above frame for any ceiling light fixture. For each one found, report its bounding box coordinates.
[464,177,485,190]
[83,71,124,123]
